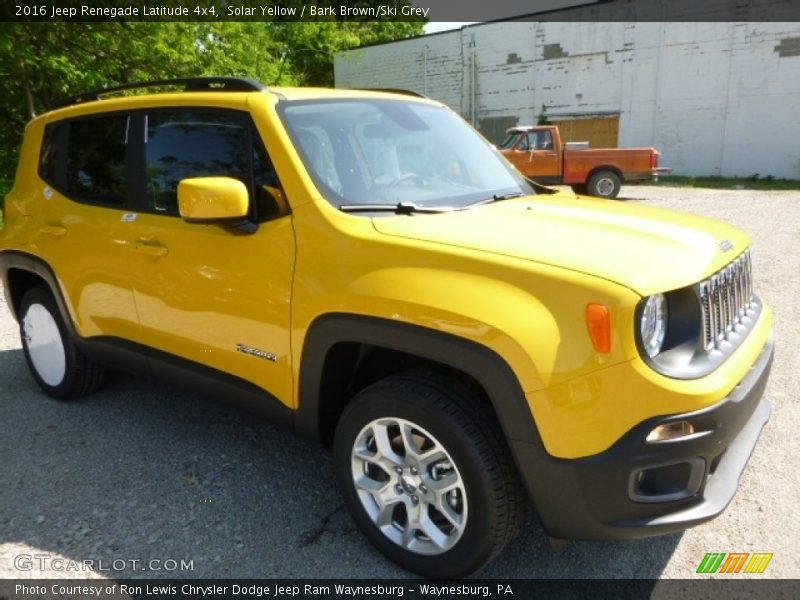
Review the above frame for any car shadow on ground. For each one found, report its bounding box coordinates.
[0,348,680,579]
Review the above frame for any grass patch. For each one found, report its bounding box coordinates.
[656,175,799,191]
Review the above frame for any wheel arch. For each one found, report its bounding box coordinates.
[0,250,75,332]
[586,164,624,183]
[295,313,543,452]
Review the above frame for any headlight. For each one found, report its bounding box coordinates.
[640,293,668,357]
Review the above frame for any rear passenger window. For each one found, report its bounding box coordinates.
[145,110,251,215]
[65,115,128,205]
[39,121,65,187]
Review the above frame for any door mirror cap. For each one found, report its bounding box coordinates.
[177,177,249,223]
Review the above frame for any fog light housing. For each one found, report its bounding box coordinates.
[629,457,706,503]
[646,420,695,443]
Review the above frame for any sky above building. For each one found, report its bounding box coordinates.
[424,22,478,34]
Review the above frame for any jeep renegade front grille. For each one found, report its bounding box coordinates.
[699,250,754,351]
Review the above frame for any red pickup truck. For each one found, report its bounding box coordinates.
[499,125,668,198]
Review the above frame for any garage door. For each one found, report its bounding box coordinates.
[551,116,620,148]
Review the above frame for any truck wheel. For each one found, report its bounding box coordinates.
[587,170,621,198]
[334,371,524,577]
[19,286,105,400]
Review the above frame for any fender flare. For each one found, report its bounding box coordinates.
[294,313,573,527]
[295,312,543,448]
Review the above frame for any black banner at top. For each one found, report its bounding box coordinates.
[2,0,800,23]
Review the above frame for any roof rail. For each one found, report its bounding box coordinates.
[355,88,428,99]
[50,77,268,110]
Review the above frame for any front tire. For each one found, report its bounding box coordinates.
[586,170,622,198]
[334,371,524,577]
[19,286,105,400]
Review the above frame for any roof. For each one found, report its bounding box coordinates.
[45,77,434,118]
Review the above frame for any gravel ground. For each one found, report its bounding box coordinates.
[0,185,798,580]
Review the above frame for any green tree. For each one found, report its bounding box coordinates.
[272,21,423,86]
[0,22,217,179]
[0,21,423,180]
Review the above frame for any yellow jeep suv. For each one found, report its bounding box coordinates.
[0,78,773,577]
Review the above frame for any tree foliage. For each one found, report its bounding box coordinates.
[0,21,423,179]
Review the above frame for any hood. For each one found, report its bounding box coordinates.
[371,195,750,296]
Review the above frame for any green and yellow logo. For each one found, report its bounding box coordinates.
[696,552,773,574]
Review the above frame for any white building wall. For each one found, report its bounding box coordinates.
[335,21,800,179]
[335,31,464,112]
[719,23,800,178]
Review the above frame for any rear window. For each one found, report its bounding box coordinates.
[65,115,129,205]
[39,122,65,187]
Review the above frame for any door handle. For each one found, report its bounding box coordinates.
[132,239,169,257]
[40,223,67,237]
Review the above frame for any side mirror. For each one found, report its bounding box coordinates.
[177,177,249,223]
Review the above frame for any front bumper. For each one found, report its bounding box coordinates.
[513,333,773,540]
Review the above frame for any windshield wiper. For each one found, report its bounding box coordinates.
[467,192,524,207]
[338,202,456,215]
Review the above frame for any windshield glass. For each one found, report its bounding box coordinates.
[280,99,533,209]
[498,133,521,149]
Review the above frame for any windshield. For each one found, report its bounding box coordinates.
[280,99,533,209]
[499,133,521,149]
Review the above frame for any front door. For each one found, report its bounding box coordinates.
[124,107,295,405]
[506,130,561,182]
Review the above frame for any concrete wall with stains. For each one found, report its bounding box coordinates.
[335,21,800,179]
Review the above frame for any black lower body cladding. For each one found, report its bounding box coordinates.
[517,334,773,540]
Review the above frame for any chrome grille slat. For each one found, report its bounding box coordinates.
[719,271,729,334]
[745,249,753,303]
[723,269,733,333]
[699,250,754,352]
[738,256,747,317]
[735,261,742,310]
[715,278,722,342]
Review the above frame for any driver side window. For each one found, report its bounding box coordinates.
[144,108,285,221]
[537,130,553,150]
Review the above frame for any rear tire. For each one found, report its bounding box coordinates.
[586,170,621,198]
[19,286,105,400]
[334,371,525,577]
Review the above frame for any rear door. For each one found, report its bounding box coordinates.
[32,113,141,343]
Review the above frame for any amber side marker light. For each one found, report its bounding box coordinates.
[586,303,611,353]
